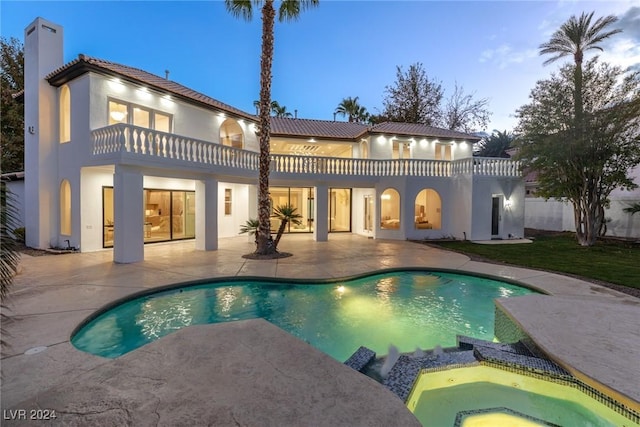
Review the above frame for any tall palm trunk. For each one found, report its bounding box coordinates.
[573,52,583,125]
[256,0,276,255]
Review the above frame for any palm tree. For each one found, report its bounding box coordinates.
[335,96,368,123]
[623,203,640,216]
[270,101,293,118]
[239,218,260,245]
[475,130,514,158]
[272,204,303,249]
[226,0,318,256]
[1,181,20,350]
[539,11,621,124]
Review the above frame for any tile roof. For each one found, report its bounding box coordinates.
[46,55,255,120]
[45,55,481,142]
[370,122,481,141]
[271,117,368,140]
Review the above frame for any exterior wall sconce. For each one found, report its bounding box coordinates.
[504,199,513,209]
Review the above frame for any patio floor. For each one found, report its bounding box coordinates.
[1,234,638,424]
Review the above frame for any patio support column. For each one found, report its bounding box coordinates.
[314,183,328,242]
[195,177,218,251]
[113,165,144,263]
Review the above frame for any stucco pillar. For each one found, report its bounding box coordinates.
[24,18,64,249]
[314,184,328,242]
[196,177,218,250]
[113,166,144,263]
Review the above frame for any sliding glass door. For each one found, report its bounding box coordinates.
[102,187,195,248]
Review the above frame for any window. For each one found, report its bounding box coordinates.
[133,107,150,128]
[60,180,71,235]
[414,189,442,230]
[435,143,452,161]
[108,98,172,132]
[224,189,232,215]
[109,100,128,124]
[380,188,400,230]
[59,85,71,143]
[219,118,244,149]
[393,141,410,159]
[155,113,171,133]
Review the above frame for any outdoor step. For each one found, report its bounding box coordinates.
[343,346,376,372]
[457,335,533,356]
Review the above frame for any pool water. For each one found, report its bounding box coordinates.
[72,271,535,360]
[407,366,630,427]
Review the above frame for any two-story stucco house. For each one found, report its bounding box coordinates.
[22,17,524,263]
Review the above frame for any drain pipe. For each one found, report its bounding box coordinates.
[463,232,466,241]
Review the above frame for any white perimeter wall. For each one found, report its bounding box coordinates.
[525,197,640,239]
[525,167,640,239]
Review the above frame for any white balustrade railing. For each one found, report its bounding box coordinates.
[92,124,260,170]
[92,124,520,178]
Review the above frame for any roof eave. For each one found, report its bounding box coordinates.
[46,61,256,122]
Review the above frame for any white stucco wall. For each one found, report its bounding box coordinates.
[404,178,452,240]
[80,167,114,252]
[525,197,640,239]
[217,182,251,239]
[470,177,525,241]
[88,74,258,152]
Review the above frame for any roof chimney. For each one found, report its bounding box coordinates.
[164,70,170,80]
[294,109,298,119]
[333,112,336,122]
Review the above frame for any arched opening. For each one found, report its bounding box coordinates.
[60,179,71,235]
[380,188,400,229]
[219,118,244,149]
[414,189,442,230]
[59,85,71,143]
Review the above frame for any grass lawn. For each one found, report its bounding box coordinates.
[429,231,640,289]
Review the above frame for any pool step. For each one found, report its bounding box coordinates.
[473,346,570,378]
[383,350,478,402]
[343,346,376,372]
[456,335,533,356]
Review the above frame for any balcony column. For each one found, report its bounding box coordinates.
[314,183,328,242]
[195,177,218,250]
[113,165,144,263]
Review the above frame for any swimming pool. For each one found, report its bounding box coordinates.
[72,270,536,360]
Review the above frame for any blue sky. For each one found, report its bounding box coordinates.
[2,1,638,133]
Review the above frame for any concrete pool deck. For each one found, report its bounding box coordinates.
[1,234,639,424]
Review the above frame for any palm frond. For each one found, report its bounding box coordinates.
[225,0,254,21]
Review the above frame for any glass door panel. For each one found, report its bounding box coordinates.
[329,188,351,232]
[103,187,114,247]
[184,192,196,238]
[145,190,171,242]
[364,195,373,233]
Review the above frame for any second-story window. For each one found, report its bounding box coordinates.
[108,100,128,124]
[108,98,172,132]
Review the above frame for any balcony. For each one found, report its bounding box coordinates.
[92,124,521,178]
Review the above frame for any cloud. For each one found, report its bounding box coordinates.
[616,6,640,42]
[598,7,640,72]
[479,44,538,70]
